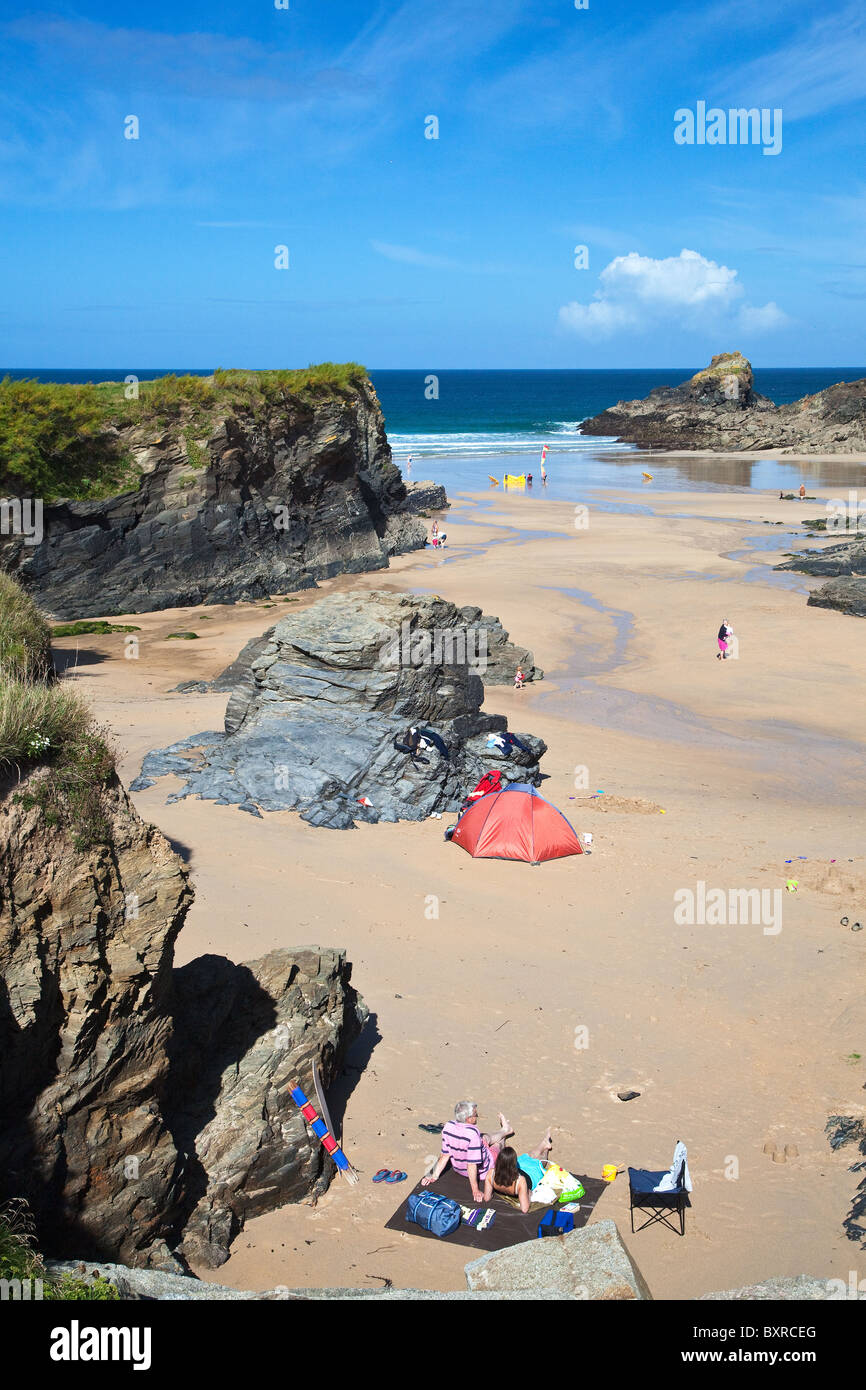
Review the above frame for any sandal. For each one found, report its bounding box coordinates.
[372,1169,390,1183]
[386,1170,407,1183]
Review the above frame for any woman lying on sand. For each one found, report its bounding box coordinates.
[483,1131,554,1213]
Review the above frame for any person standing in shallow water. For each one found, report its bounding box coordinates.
[799,482,806,500]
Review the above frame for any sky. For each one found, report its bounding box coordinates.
[1,0,865,368]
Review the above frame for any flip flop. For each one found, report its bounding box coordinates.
[372,1169,390,1183]
[386,1170,407,1183]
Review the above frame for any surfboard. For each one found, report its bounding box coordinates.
[642,472,653,481]
[488,475,499,485]
[313,1059,338,1146]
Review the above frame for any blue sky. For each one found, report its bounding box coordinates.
[1,0,865,368]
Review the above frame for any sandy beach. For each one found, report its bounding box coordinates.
[52,472,865,1299]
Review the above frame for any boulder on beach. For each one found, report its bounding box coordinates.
[776,536,866,617]
[134,590,547,828]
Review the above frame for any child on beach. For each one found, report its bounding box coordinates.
[514,666,526,690]
[717,620,733,659]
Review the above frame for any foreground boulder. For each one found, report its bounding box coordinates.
[134,591,547,828]
[43,1262,572,1299]
[2,374,440,619]
[579,351,866,453]
[0,769,364,1268]
[700,1276,840,1300]
[464,1219,652,1299]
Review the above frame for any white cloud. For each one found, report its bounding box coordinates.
[737,300,790,332]
[559,248,787,339]
[370,240,512,274]
[371,240,462,271]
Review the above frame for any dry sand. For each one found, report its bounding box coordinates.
[52,478,866,1299]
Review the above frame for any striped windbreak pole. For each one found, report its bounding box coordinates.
[289,1082,357,1180]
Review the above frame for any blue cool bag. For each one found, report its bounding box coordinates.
[406,1191,462,1238]
[537,1208,575,1238]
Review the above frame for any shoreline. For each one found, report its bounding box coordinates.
[51,477,866,1297]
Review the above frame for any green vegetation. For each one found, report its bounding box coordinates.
[0,1199,43,1285]
[0,1200,119,1300]
[51,620,140,637]
[0,363,368,502]
[12,717,116,850]
[1,574,117,848]
[44,1273,120,1301]
[0,378,137,500]
[165,631,199,640]
[0,571,52,680]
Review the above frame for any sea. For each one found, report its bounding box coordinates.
[5,366,866,495]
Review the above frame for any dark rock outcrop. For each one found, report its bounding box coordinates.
[166,947,366,1268]
[0,771,192,1268]
[2,379,439,619]
[134,591,547,828]
[579,352,866,453]
[826,1115,866,1246]
[0,770,364,1269]
[776,537,866,617]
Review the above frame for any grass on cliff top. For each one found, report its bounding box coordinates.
[1,574,117,846]
[0,363,368,501]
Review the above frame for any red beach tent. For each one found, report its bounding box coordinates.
[450,782,584,864]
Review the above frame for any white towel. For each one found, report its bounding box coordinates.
[654,1139,692,1193]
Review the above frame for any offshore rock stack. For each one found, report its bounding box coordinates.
[579,351,866,453]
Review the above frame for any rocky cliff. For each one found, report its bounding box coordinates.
[134,590,547,829]
[775,536,866,617]
[579,352,866,453]
[2,374,440,619]
[0,769,364,1268]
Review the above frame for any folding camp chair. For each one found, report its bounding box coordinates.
[628,1140,690,1236]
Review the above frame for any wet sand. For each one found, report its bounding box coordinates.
[53,479,866,1298]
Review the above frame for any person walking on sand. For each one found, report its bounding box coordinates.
[421,1101,513,1203]
[514,666,526,690]
[483,1132,554,1214]
[717,619,733,660]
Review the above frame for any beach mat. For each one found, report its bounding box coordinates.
[384,1167,607,1252]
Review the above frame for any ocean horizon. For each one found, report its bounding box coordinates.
[4,367,864,463]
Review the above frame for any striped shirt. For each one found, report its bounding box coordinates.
[441,1121,493,1178]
